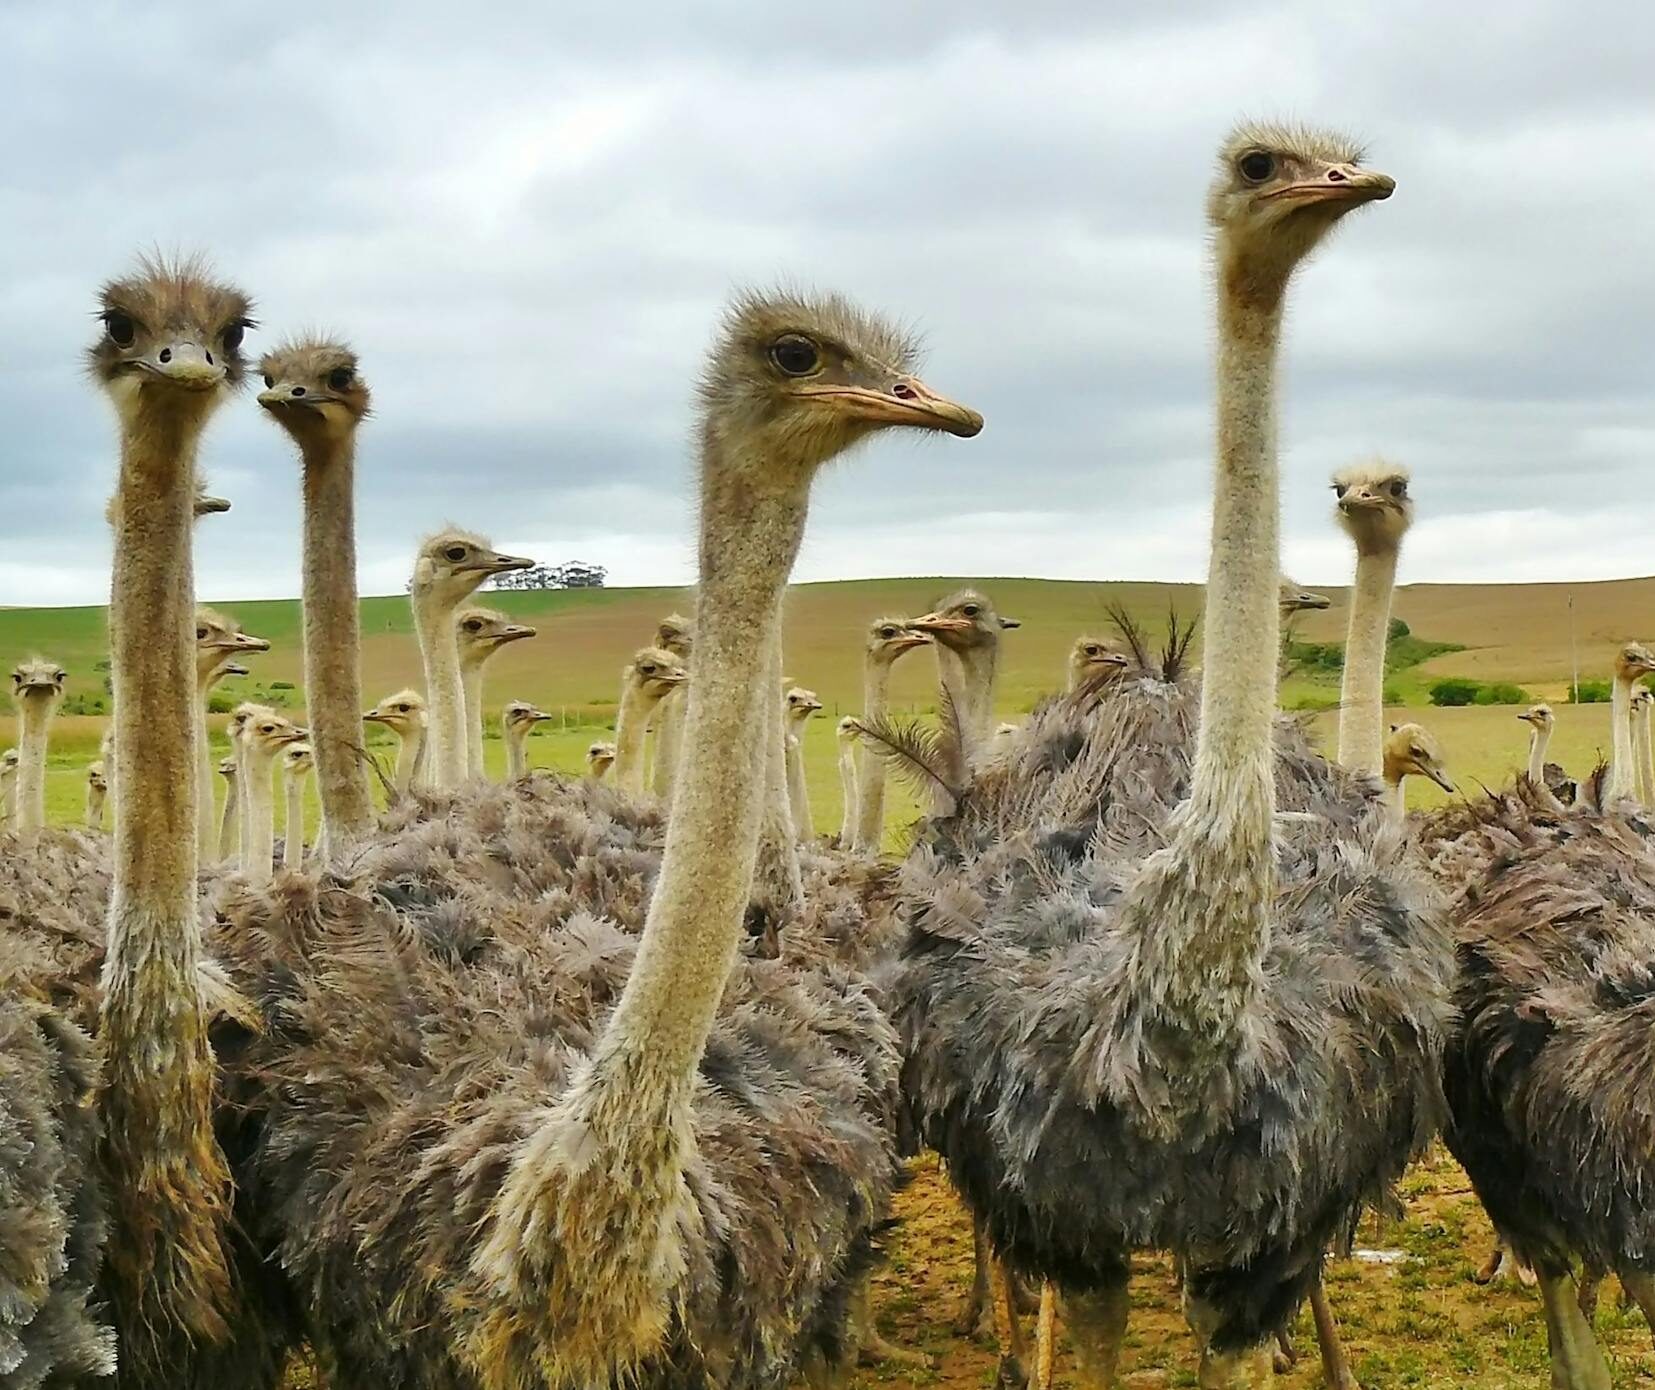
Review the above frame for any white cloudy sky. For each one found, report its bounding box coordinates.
[3,2,1651,606]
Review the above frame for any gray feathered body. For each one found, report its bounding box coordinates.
[0,831,114,1388]
[209,772,902,1389]
[894,678,1454,1346]
[1420,783,1655,1275]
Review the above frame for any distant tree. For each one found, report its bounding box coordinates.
[1429,678,1482,707]
[488,561,607,591]
[555,561,607,589]
[1570,679,1612,704]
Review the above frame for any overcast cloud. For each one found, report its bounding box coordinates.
[3,1,1652,605]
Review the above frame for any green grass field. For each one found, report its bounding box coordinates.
[5,572,1650,835]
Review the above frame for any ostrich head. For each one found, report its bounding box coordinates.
[1616,643,1655,685]
[362,690,428,740]
[1278,579,1332,615]
[586,740,617,777]
[908,589,1020,653]
[1518,703,1555,733]
[0,749,17,778]
[412,530,534,612]
[1383,722,1456,795]
[86,761,108,796]
[195,607,270,683]
[1634,689,1654,719]
[625,648,687,706]
[699,289,981,487]
[88,255,254,427]
[1070,637,1130,687]
[241,709,308,763]
[1208,123,1394,293]
[11,658,67,711]
[503,701,552,734]
[194,486,232,517]
[836,714,863,745]
[217,756,238,782]
[1333,461,1413,557]
[456,607,537,671]
[655,614,694,660]
[784,687,822,728]
[258,338,372,447]
[280,743,315,778]
[864,617,930,668]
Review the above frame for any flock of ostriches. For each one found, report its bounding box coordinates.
[0,122,1650,1390]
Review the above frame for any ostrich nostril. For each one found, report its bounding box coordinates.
[892,380,917,400]
[1327,169,1348,183]
[205,350,214,366]
[158,348,172,363]
[292,385,306,397]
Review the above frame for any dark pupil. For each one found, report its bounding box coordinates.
[770,336,819,376]
[263,374,274,388]
[328,368,353,391]
[445,547,466,562]
[963,607,978,617]
[1390,481,1406,496]
[1239,151,1275,182]
[222,322,245,353]
[105,312,136,347]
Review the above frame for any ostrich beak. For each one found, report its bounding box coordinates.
[492,624,537,646]
[259,380,324,410]
[362,710,388,725]
[195,494,232,515]
[1267,165,1396,208]
[473,552,535,576]
[144,338,224,391]
[908,611,973,636]
[1428,767,1457,794]
[220,662,249,679]
[1293,592,1332,611]
[281,727,310,745]
[795,376,983,438]
[891,632,932,651]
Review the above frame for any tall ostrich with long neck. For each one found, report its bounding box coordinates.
[257,339,376,857]
[89,257,254,1377]
[894,125,1449,1389]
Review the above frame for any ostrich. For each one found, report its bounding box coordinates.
[279,742,314,872]
[893,125,1444,1389]
[909,589,1020,776]
[226,705,258,868]
[194,486,231,516]
[456,606,537,778]
[836,715,862,846]
[207,287,981,1387]
[233,703,308,884]
[784,685,823,839]
[502,700,552,780]
[216,755,240,864]
[1381,722,1454,821]
[363,689,429,796]
[1633,688,1655,807]
[85,760,109,829]
[194,608,269,857]
[851,618,932,853]
[1605,643,1655,804]
[650,613,694,805]
[612,647,687,793]
[1332,461,1412,777]
[0,746,17,826]
[10,658,66,832]
[1278,578,1331,677]
[88,256,255,1374]
[258,338,377,857]
[410,530,533,790]
[1519,703,1556,784]
[1067,638,1131,693]
[586,739,617,780]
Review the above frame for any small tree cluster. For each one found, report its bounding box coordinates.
[489,561,607,591]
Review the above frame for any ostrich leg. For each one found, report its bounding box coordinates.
[1034,1285,1057,1390]
[1186,1295,1274,1389]
[958,1217,994,1337]
[1308,1277,1361,1389]
[1537,1268,1612,1390]
[1064,1278,1130,1389]
[1616,1269,1655,1347]
[992,1260,1031,1390]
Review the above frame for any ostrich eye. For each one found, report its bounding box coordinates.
[641,664,656,675]
[962,605,980,618]
[196,627,209,640]
[464,620,481,631]
[327,367,354,391]
[397,703,410,713]
[1085,645,1099,656]
[104,311,137,348]
[1332,484,1348,498]
[444,546,468,563]
[1389,480,1407,497]
[1238,150,1276,184]
[222,322,246,354]
[879,626,897,639]
[769,334,820,377]
[262,374,274,388]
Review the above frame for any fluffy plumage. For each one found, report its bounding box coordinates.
[893,676,1454,1347]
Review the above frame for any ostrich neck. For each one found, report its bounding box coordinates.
[396,727,428,793]
[838,741,858,845]
[754,610,803,911]
[1119,282,1282,1055]
[505,726,530,780]
[1637,710,1655,808]
[244,752,277,885]
[1526,726,1550,785]
[461,663,487,778]
[598,459,808,1080]
[940,646,996,766]
[195,674,218,856]
[86,783,106,829]
[15,698,54,832]
[413,590,468,789]
[612,686,656,793]
[301,436,374,847]
[282,773,304,871]
[1336,543,1400,776]
[853,659,895,853]
[786,725,812,839]
[651,687,686,803]
[236,752,251,866]
[217,777,239,862]
[1609,673,1641,803]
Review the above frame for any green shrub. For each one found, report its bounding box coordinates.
[1286,693,1340,712]
[62,693,107,715]
[1429,678,1482,707]
[1285,640,1343,672]
[1473,682,1531,706]
[207,691,237,714]
[270,680,296,691]
[1388,617,1411,640]
[1570,680,1612,704]
[1382,684,1402,705]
